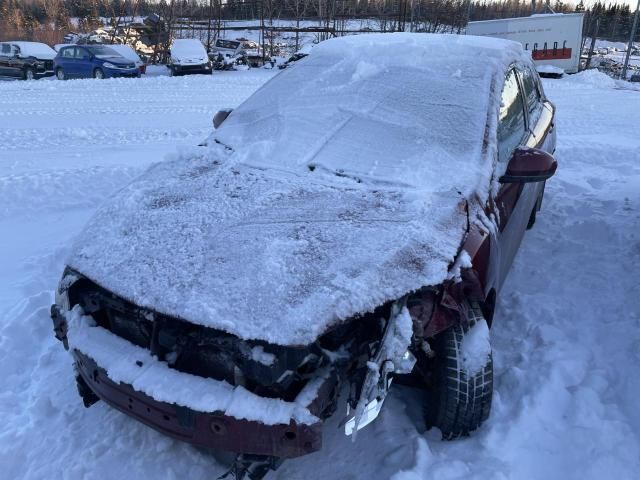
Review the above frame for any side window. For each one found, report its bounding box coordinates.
[77,48,90,60]
[62,48,74,58]
[520,66,542,124]
[0,43,10,55]
[498,69,526,163]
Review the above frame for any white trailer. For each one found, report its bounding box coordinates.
[466,13,585,74]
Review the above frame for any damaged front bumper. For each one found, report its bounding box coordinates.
[51,301,338,459]
[73,351,325,458]
[49,268,457,463]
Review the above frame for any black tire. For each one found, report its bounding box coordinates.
[56,68,65,80]
[23,67,35,81]
[425,301,493,440]
[93,68,104,79]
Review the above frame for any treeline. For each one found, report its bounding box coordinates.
[0,0,637,45]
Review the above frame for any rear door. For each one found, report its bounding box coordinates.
[75,47,93,78]
[58,47,77,77]
[5,44,23,78]
[0,43,10,76]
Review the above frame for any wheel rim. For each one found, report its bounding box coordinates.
[56,69,64,80]
[95,69,104,79]
[26,69,34,80]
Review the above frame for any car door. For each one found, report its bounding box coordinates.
[5,44,22,78]
[58,47,77,77]
[75,47,93,78]
[0,43,10,76]
[493,67,540,290]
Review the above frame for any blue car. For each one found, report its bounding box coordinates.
[54,45,140,80]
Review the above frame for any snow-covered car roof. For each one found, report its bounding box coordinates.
[12,41,56,59]
[171,39,207,58]
[68,34,530,346]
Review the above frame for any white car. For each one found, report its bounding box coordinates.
[168,39,212,76]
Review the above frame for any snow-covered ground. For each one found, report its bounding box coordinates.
[1,68,639,479]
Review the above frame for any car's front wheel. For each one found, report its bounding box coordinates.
[56,68,65,80]
[23,68,35,81]
[424,301,493,440]
[93,68,105,79]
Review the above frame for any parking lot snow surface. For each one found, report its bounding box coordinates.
[0,70,639,479]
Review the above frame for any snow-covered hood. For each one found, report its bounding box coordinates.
[67,147,468,346]
[107,45,143,65]
[98,55,135,66]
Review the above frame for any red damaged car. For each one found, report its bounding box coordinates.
[50,34,556,478]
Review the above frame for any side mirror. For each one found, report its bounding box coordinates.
[499,147,557,183]
[213,108,233,129]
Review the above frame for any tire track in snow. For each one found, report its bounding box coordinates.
[0,165,143,220]
[0,127,208,150]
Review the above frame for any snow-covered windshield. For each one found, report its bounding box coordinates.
[215,34,522,194]
[171,39,207,58]
[86,45,120,58]
[14,42,56,59]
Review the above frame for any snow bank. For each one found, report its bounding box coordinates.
[562,69,617,89]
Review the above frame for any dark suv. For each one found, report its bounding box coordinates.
[0,41,56,80]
